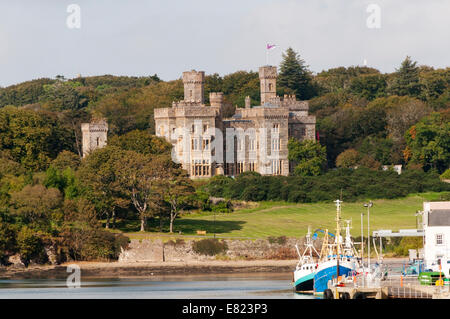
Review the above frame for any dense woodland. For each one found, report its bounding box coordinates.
[0,48,449,266]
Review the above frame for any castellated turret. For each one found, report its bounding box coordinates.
[183,70,205,104]
[81,118,108,158]
[259,66,277,105]
[209,92,224,108]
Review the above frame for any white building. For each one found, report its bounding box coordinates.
[422,201,450,276]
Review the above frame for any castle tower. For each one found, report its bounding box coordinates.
[81,118,108,158]
[183,70,205,104]
[259,66,277,105]
[209,92,224,108]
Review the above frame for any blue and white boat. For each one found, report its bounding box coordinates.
[313,200,361,294]
[293,227,319,292]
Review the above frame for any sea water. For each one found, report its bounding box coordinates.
[0,273,315,299]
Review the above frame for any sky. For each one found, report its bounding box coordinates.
[0,0,449,87]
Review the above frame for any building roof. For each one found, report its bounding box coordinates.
[428,209,450,227]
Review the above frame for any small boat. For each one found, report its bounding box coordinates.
[293,227,319,293]
[313,200,362,294]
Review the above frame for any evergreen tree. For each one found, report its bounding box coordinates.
[278,48,316,100]
[389,56,422,97]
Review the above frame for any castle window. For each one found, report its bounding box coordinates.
[269,83,273,91]
[271,138,280,151]
[192,159,210,177]
[190,90,193,98]
[96,137,100,146]
[191,124,195,133]
[249,139,255,151]
[249,161,256,172]
[202,139,210,151]
[192,138,200,151]
[203,124,208,133]
[237,138,243,151]
[271,160,282,175]
[273,124,279,133]
[236,162,244,175]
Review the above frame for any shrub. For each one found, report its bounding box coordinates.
[203,168,450,203]
[268,236,287,245]
[441,169,450,180]
[211,200,233,213]
[192,238,228,256]
[0,217,17,265]
[17,226,48,266]
[60,227,129,261]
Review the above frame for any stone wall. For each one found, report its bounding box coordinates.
[118,237,321,263]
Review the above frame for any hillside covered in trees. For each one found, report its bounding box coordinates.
[0,48,449,266]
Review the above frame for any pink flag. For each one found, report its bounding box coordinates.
[266,44,276,50]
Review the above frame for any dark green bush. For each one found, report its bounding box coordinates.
[211,200,233,213]
[192,238,228,256]
[202,168,450,203]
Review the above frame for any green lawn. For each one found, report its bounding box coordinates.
[118,192,444,240]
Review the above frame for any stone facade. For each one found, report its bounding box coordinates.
[81,118,108,158]
[154,65,316,178]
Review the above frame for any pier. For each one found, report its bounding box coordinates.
[322,275,450,299]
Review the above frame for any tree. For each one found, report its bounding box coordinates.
[116,152,166,232]
[385,97,431,144]
[108,130,172,156]
[349,74,387,100]
[389,56,422,97]
[16,226,47,266]
[278,48,316,100]
[51,150,81,170]
[0,106,74,170]
[404,112,450,173]
[162,166,195,233]
[10,184,63,227]
[77,146,129,229]
[288,139,327,176]
[0,214,17,265]
[336,149,361,168]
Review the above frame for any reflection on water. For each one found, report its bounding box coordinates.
[0,273,315,299]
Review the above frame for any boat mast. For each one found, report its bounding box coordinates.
[334,199,342,256]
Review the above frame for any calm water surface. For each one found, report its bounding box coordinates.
[0,273,315,299]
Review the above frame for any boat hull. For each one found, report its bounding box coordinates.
[294,272,314,292]
[314,260,355,293]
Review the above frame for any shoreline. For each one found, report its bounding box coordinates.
[0,260,299,279]
[0,257,408,280]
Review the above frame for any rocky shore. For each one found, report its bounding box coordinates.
[0,260,298,279]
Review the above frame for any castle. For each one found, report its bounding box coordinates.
[154,65,316,178]
[81,118,108,158]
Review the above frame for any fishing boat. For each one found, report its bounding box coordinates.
[313,200,361,294]
[293,227,319,292]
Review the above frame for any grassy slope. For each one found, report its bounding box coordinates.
[120,192,443,240]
